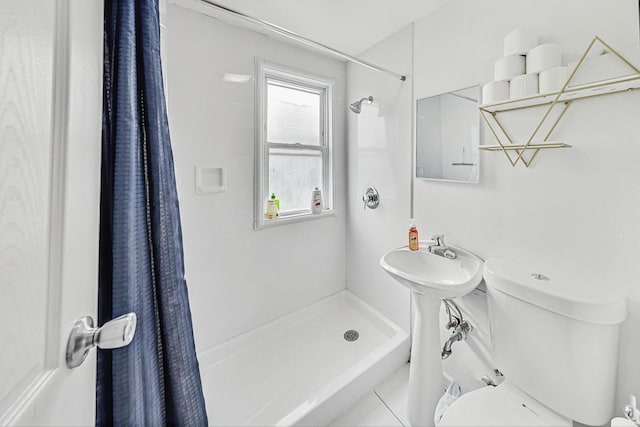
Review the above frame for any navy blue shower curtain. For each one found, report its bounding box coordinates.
[98,0,208,425]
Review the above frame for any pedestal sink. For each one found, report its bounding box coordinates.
[380,243,483,427]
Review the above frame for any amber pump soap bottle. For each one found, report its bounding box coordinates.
[408,219,419,251]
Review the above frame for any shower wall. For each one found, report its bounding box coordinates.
[345,27,413,334]
[165,4,347,352]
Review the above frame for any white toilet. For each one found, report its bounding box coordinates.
[439,258,627,427]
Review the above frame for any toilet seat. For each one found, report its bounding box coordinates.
[438,381,572,427]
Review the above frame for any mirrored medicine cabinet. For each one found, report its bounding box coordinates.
[416,85,480,183]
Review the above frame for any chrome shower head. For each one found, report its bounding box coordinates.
[349,96,373,114]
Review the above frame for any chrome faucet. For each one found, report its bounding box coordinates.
[426,235,457,259]
[441,298,472,359]
[441,320,472,359]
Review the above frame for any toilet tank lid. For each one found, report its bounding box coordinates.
[484,258,627,325]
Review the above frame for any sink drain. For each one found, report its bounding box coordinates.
[344,330,359,342]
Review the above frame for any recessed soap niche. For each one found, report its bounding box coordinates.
[195,165,226,194]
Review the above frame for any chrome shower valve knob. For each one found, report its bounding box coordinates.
[362,186,380,210]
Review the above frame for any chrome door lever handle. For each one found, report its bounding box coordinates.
[66,312,137,369]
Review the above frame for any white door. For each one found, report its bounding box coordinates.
[1,0,103,425]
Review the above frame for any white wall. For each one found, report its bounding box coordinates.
[414,0,640,413]
[348,0,640,415]
[346,26,413,334]
[165,5,347,352]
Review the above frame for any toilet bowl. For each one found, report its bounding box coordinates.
[438,258,627,427]
[439,381,570,426]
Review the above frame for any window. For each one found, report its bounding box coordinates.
[254,60,333,229]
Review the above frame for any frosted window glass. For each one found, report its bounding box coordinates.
[267,83,320,145]
[269,150,323,213]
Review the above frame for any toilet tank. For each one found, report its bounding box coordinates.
[484,258,627,426]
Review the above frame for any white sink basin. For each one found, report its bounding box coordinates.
[380,245,483,298]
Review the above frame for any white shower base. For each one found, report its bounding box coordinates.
[198,290,410,426]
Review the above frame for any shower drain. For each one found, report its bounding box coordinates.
[344,330,359,342]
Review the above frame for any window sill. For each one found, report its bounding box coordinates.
[255,210,336,230]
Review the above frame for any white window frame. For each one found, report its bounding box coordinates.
[254,59,334,230]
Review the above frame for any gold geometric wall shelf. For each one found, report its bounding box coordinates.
[479,36,640,167]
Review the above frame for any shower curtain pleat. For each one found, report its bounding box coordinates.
[97,0,208,425]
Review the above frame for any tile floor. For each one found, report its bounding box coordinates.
[330,364,411,427]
